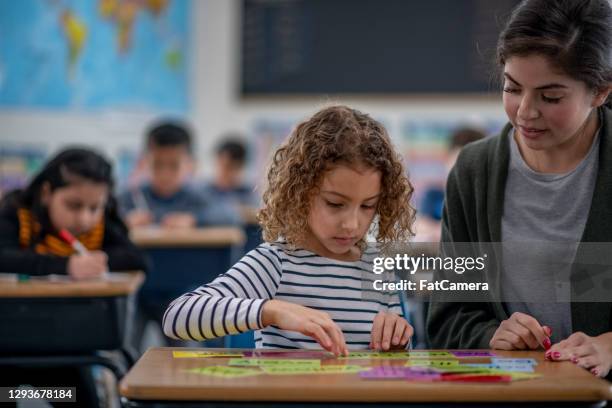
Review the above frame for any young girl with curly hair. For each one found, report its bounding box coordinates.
[163,105,415,355]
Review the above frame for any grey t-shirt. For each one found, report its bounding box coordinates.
[501,128,600,343]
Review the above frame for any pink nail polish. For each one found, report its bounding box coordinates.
[552,351,561,359]
[571,357,578,364]
[543,338,551,350]
[592,369,599,376]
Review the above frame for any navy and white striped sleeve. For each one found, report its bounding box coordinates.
[162,244,283,341]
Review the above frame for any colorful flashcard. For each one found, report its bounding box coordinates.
[341,351,454,359]
[360,366,440,381]
[451,351,497,357]
[173,351,243,358]
[242,350,333,359]
[261,365,366,375]
[405,360,460,368]
[228,359,320,367]
[491,358,538,366]
[186,366,262,378]
[463,363,535,373]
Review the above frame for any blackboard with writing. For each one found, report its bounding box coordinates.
[241,0,520,95]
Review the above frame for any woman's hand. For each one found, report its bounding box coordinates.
[546,332,612,378]
[67,251,108,280]
[262,299,348,356]
[489,312,551,350]
[369,311,413,351]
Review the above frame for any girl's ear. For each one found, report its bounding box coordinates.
[592,86,611,108]
[40,182,52,206]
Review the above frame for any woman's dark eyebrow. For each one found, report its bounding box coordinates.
[504,73,567,90]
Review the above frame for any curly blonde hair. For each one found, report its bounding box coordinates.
[258,105,415,250]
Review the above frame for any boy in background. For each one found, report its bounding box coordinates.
[201,136,259,209]
[119,122,241,228]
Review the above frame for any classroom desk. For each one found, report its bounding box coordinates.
[130,226,245,296]
[130,227,246,348]
[0,272,144,378]
[120,347,612,408]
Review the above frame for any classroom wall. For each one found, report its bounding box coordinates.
[0,0,506,184]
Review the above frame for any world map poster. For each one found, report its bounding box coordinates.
[0,0,190,113]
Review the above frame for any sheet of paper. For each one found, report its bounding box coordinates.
[228,358,320,367]
[173,351,243,358]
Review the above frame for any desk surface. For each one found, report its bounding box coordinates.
[0,271,144,298]
[120,347,612,403]
[130,227,245,248]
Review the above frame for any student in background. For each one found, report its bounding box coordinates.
[163,105,415,354]
[118,121,241,229]
[0,147,147,406]
[201,135,259,209]
[0,147,147,277]
[415,127,485,242]
[427,0,612,378]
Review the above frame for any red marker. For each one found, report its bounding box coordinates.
[58,229,88,255]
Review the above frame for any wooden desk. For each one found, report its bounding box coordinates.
[120,348,611,407]
[0,272,145,400]
[131,227,245,248]
[0,271,144,298]
[0,272,144,356]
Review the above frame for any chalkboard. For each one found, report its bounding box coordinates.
[241,0,520,95]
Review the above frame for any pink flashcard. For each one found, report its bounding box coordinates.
[360,366,441,381]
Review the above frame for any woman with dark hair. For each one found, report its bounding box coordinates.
[427,0,612,378]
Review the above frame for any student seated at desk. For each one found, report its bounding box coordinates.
[163,105,415,356]
[118,121,241,229]
[0,147,147,407]
[0,147,147,277]
[201,135,259,210]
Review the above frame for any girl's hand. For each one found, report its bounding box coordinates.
[546,332,612,378]
[489,312,551,350]
[126,209,153,228]
[369,311,413,351]
[262,299,348,356]
[161,213,196,229]
[67,251,108,280]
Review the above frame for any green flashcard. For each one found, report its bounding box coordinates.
[405,360,460,367]
[341,351,454,359]
[186,366,262,378]
[406,351,454,359]
[228,359,321,367]
[341,352,411,359]
[261,365,366,375]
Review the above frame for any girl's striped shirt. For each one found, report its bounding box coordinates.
[162,242,403,349]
